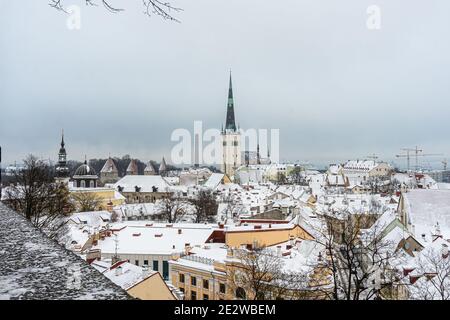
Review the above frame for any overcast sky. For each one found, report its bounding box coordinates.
[1,0,449,169]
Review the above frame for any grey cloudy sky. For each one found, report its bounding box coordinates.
[1,0,449,169]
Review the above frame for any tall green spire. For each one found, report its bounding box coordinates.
[225,71,237,131]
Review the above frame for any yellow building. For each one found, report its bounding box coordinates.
[169,223,317,300]
[94,260,177,300]
[70,187,125,212]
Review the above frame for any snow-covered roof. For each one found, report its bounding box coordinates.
[93,223,215,255]
[101,261,159,290]
[203,173,225,190]
[101,158,118,173]
[343,160,379,171]
[113,175,170,193]
[170,243,229,274]
[0,204,130,300]
[403,189,450,239]
[126,159,138,174]
[144,161,156,174]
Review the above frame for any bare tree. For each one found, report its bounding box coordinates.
[49,0,182,21]
[155,194,188,223]
[189,189,218,223]
[4,155,74,239]
[228,247,285,300]
[288,166,307,185]
[222,193,245,221]
[306,211,397,300]
[410,247,450,300]
[71,191,102,212]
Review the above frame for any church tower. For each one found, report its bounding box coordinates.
[221,72,241,178]
[55,130,70,184]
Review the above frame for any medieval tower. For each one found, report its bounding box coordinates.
[221,73,241,178]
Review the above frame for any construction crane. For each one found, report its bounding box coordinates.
[366,154,379,161]
[396,146,443,172]
[442,159,448,171]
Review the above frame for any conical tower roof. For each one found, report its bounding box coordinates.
[144,161,156,174]
[159,157,167,173]
[101,157,118,173]
[126,159,138,175]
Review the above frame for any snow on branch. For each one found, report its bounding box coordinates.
[49,0,182,21]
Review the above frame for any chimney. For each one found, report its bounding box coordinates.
[276,245,282,257]
[409,275,420,284]
[142,265,150,279]
[226,247,234,258]
[115,265,123,276]
[442,245,449,259]
[178,229,182,234]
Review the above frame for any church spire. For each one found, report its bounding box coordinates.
[55,129,69,179]
[60,129,65,148]
[225,71,237,132]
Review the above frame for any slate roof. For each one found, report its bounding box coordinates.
[0,203,131,300]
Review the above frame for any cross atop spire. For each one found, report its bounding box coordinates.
[225,71,237,132]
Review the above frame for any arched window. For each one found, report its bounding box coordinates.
[90,180,95,188]
[235,287,246,299]
[80,180,86,188]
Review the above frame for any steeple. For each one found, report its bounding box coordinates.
[225,71,237,132]
[55,129,69,179]
[60,129,65,149]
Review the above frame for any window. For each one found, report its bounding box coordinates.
[80,180,85,188]
[153,260,159,271]
[179,273,185,283]
[89,180,95,188]
[191,276,197,286]
[191,291,197,300]
[163,261,169,280]
[203,279,209,289]
[203,294,209,300]
[223,141,226,146]
[219,283,226,294]
[143,260,148,266]
[135,260,139,266]
[235,287,246,299]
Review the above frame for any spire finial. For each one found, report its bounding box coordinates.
[84,155,87,165]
